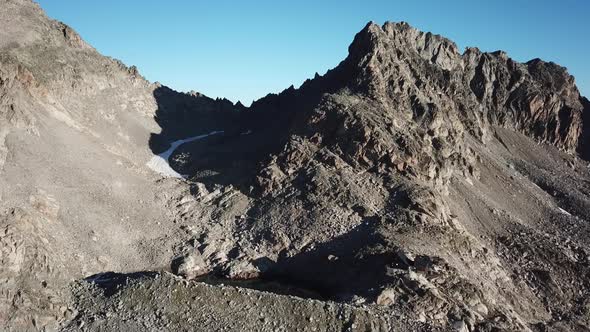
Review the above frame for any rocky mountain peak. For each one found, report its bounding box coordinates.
[347,21,461,79]
[246,21,587,200]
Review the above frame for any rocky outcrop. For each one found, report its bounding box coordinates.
[463,52,584,151]
[0,208,75,331]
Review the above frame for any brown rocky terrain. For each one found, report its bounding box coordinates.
[1,1,590,331]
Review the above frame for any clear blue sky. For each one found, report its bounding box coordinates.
[37,0,589,105]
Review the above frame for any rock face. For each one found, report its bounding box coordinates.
[2,2,590,332]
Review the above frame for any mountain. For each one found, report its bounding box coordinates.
[1,1,590,331]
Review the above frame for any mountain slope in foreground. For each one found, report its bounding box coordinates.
[1,1,590,331]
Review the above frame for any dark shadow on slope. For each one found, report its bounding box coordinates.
[257,221,406,300]
[147,27,367,194]
[193,273,327,300]
[182,220,413,301]
[148,85,300,193]
[148,86,243,154]
[579,96,590,161]
[84,271,159,297]
[148,86,272,191]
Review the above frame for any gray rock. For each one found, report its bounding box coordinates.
[174,251,209,279]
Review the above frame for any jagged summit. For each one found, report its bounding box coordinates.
[350,21,460,70]
[250,20,585,163]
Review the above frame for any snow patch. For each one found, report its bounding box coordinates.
[558,207,572,216]
[147,131,223,178]
[240,130,253,136]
